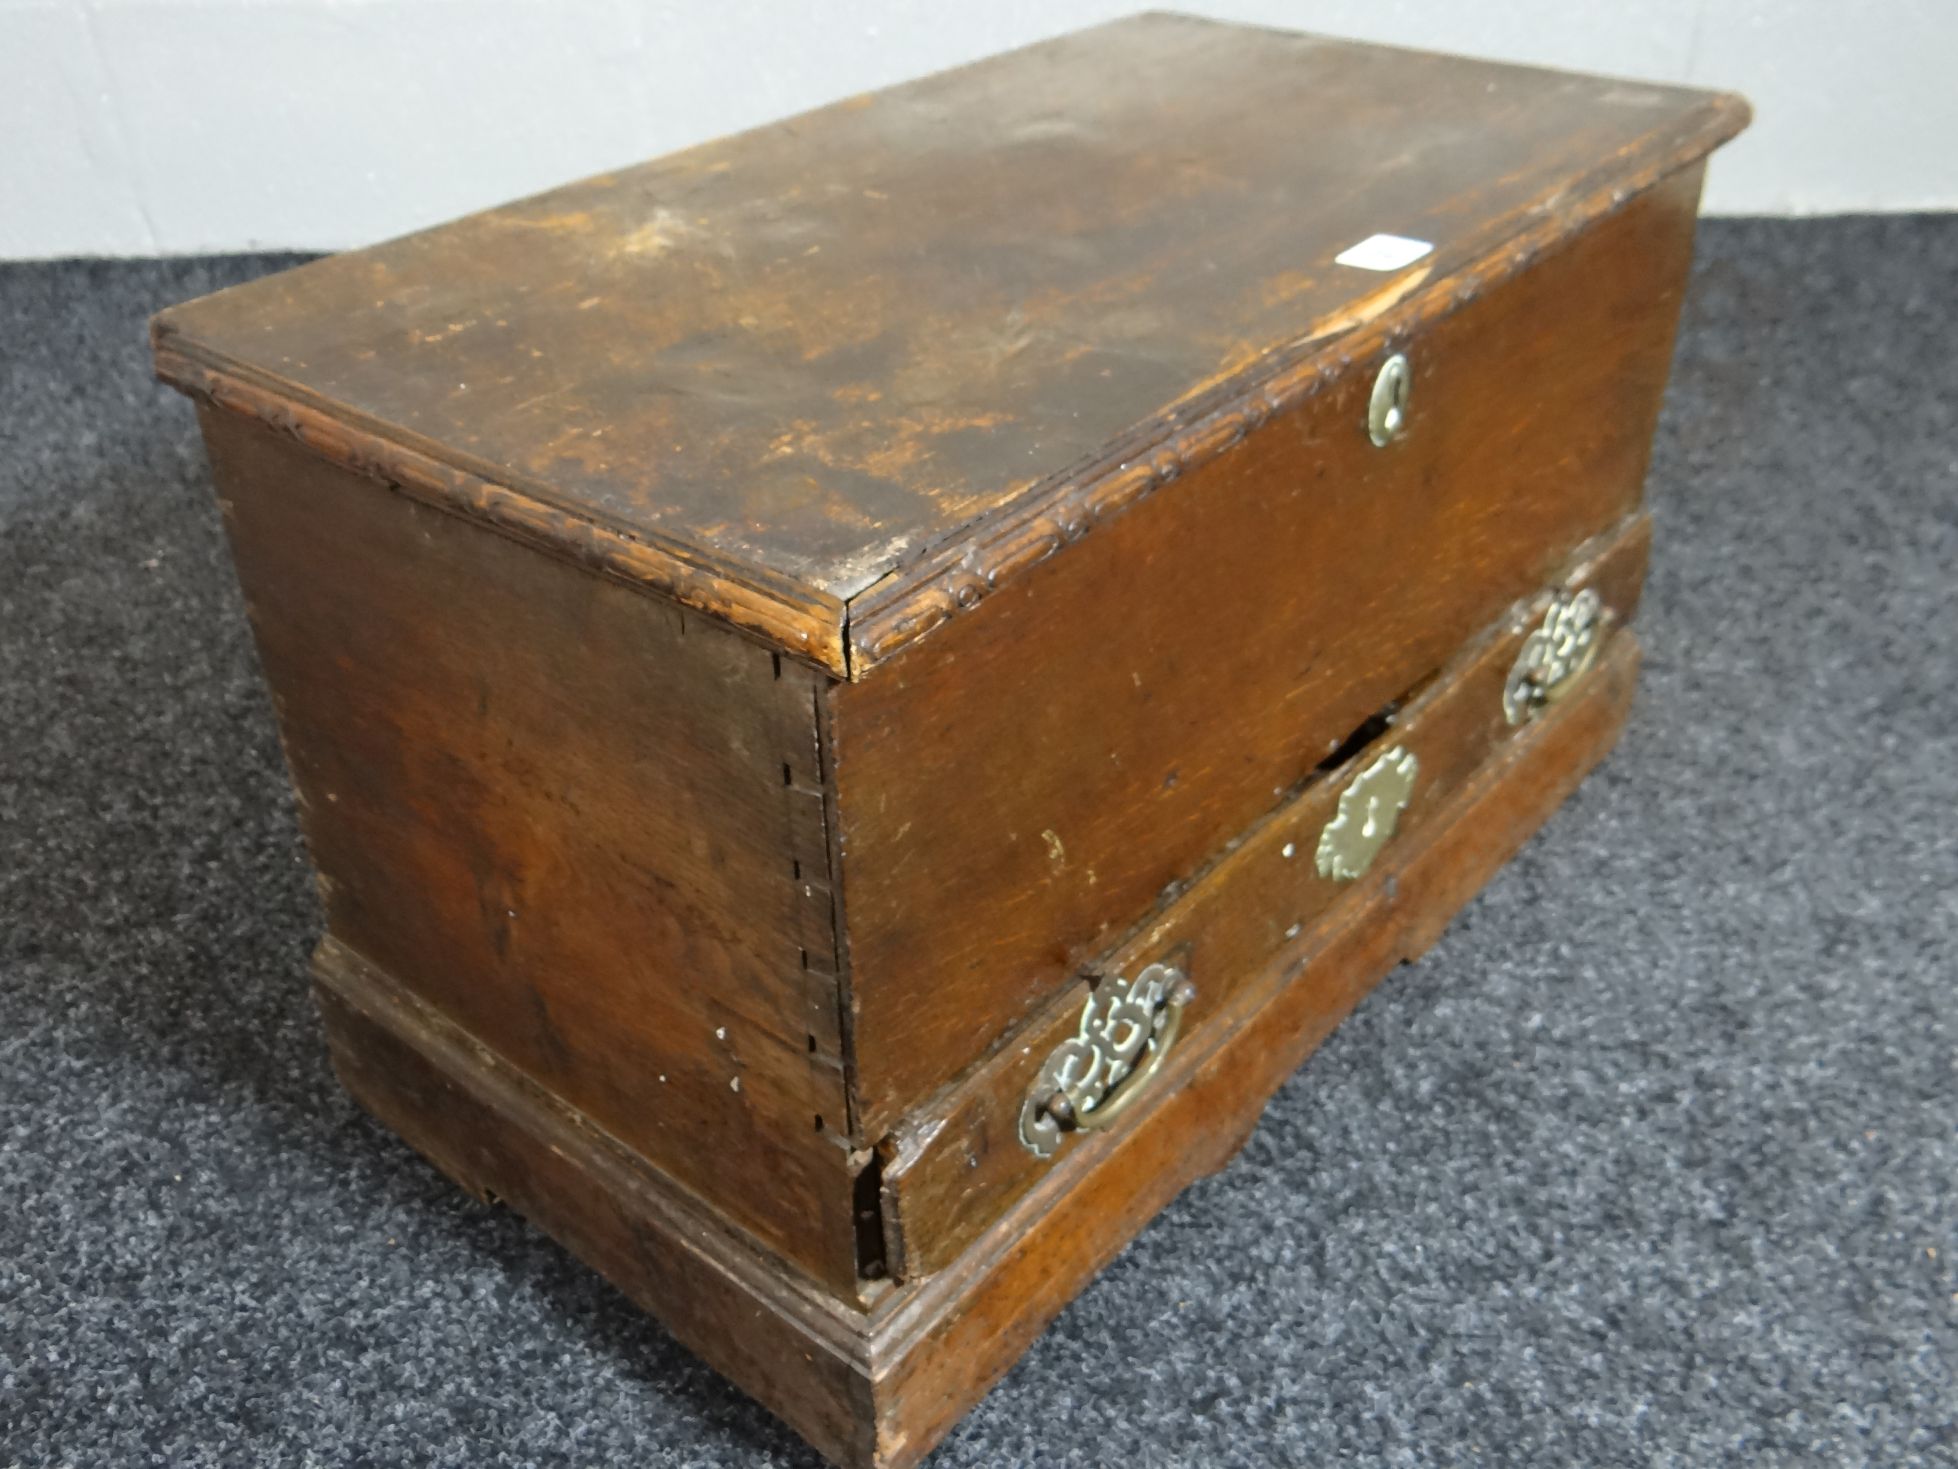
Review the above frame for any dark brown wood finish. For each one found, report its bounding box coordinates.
[829,169,1704,1135]
[311,941,884,1468]
[202,409,863,1294]
[877,515,1652,1278]
[311,626,1644,1469]
[864,638,1644,1467]
[150,17,1750,1464]
[152,16,1743,675]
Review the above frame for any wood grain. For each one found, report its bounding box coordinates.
[878,515,1652,1278]
[147,17,1748,1460]
[312,941,883,1468]
[829,171,1703,1136]
[152,16,1744,674]
[203,411,862,1293]
[309,628,1644,1469]
[863,634,1645,1468]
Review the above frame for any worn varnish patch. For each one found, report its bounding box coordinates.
[153,15,1744,676]
[146,17,1747,1467]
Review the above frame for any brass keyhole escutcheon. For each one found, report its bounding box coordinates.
[1316,745,1419,882]
[1368,352,1411,446]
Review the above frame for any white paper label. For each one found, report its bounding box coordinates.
[1333,233,1434,272]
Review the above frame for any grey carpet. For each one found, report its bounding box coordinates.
[3,216,1954,1468]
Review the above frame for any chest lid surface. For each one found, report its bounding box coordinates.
[152,12,1745,678]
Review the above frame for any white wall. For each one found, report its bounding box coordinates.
[4,0,1954,259]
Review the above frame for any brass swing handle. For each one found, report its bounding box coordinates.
[1040,971,1198,1133]
[1503,587,1608,724]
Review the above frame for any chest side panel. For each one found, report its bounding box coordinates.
[202,412,859,1293]
[829,168,1704,1134]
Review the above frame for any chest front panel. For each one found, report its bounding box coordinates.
[827,168,1704,1136]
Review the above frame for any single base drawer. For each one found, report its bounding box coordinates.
[311,577,1643,1469]
[879,512,1650,1278]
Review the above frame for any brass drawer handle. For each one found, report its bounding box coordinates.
[1017,964,1197,1159]
[1504,587,1606,724]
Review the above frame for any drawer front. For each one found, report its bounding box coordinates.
[830,169,1704,1137]
[878,516,1649,1277]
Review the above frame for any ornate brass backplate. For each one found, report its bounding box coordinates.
[1316,746,1419,882]
[1503,588,1605,724]
[1018,963,1196,1159]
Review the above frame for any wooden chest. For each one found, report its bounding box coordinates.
[152,16,1746,1466]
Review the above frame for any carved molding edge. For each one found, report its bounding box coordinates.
[153,95,1743,686]
[153,343,851,679]
[312,935,880,1354]
[842,97,1747,673]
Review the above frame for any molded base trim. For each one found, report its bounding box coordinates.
[314,635,1639,1468]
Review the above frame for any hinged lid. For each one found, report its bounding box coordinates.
[152,13,1746,678]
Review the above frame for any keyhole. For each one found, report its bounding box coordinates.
[1368,353,1411,446]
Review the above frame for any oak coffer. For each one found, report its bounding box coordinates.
[151,16,1748,1467]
